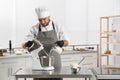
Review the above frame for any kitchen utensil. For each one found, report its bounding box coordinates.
[70,57,85,73]
[27,38,42,52]
[70,63,80,73]
[78,57,85,65]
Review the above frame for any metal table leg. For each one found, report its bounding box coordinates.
[16,77,18,80]
[89,77,91,80]
[84,77,91,80]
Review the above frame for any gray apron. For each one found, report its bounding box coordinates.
[34,22,62,80]
[37,22,57,53]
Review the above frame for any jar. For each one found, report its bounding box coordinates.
[0,49,3,56]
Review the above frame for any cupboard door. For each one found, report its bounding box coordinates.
[10,58,26,80]
[25,57,32,69]
[0,66,9,80]
[10,57,32,80]
[0,55,32,80]
[0,59,13,80]
[61,53,97,67]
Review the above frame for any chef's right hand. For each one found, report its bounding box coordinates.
[25,41,34,47]
[22,41,34,49]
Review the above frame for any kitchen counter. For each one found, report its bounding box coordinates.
[0,50,97,59]
[91,67,120,80]
[62,50,97,55]
[0,53,31,59]
[15,66,92,80]
[61,50,99,68]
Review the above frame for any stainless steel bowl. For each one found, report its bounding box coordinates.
[40,56,54,67]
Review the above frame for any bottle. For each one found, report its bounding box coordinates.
[73,45,75,50]
[9,40,12,53]
[105,50,111,54]
[112,27,116,32]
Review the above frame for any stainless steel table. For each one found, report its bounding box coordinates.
[91,67,120,80]
[14,67,92,80]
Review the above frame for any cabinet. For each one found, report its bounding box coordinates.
[62,44,99,67]
[0,54,32,80]
[61,51,98,67]
[100,15,120,68]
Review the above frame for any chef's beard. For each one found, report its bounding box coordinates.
[42,23,49,27]
[41,19,50,27]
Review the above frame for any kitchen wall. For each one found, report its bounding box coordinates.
[65,0,88,45]
[0,0,16,48]
[0,0,120,48]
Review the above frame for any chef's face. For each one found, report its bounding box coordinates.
[38,16,50,27]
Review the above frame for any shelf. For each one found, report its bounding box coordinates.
[109,42,120,44]
[101,54,120,56]
[101,54,110,56]
[100,36,108,38]
[100,15,120,68]
[101,31,120,34]
[102,42,120,44]
[101,15,120,18]
[103,65,120,69]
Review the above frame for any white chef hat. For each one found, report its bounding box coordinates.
[35,7,50,19]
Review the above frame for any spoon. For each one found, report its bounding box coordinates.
[78,57,85,65]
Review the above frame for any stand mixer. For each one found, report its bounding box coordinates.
[26,38,62,70]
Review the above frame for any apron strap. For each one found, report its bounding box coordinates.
[52,21,55,30]
[39,24,41,31]
[39,21,55,31]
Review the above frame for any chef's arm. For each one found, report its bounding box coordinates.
[56,40,69,47]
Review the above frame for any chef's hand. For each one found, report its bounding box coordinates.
[25,41,34,47]
[56,40,64,47]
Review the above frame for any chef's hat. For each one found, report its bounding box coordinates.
[35,7,50,19]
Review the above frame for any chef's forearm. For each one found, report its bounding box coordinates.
[22,43,26,49]
[63,40,69,46]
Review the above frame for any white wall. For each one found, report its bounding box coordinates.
[0,0,120,48]
[65,0,88,45]
[0,0,16,48]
